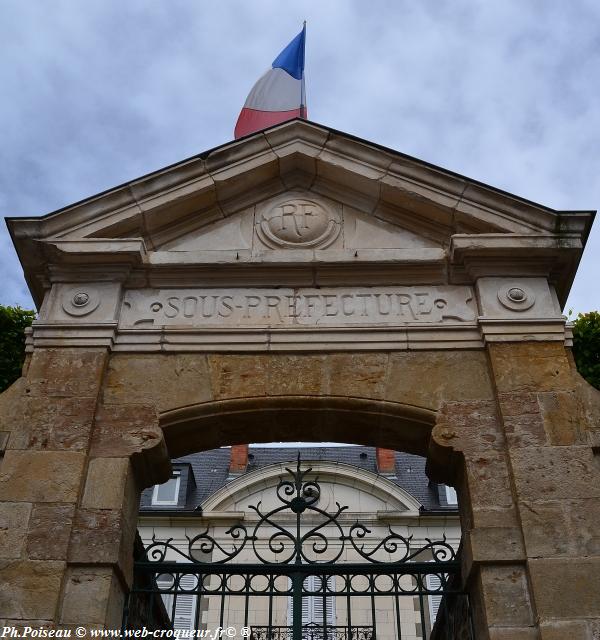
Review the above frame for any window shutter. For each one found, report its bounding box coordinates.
[289,575,336,627]
[156,579,174,619]
[311,594,335,625]
[301,576,314,625]
[324,576,335,625]
[426,574,443,627]
[288,578,313,626]
[312,588,323,624]
[302,592,311,626]
[173,574,197,631]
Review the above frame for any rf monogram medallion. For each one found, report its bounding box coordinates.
[257,196,341,248]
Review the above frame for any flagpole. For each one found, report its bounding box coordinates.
[300,21,306,119]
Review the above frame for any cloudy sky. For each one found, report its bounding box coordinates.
[2,0,599,314]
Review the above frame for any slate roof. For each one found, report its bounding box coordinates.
[140,446,457,514]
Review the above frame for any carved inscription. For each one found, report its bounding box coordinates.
[120,287,476,328]
[269,202,322,242]
[256,196,341,248]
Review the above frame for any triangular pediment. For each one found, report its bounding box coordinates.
[160,211,254,252]
[17,119,581,245]
[150,192,442,254]
[7,119,593,306]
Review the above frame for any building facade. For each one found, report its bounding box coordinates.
[138,446,461,639]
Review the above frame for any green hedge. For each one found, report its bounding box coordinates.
[572,311,600,390]
[0,305,35,393]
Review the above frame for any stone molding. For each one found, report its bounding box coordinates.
[26,276,568,352]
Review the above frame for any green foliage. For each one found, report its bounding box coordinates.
[572,311,600,390]
[0,305,35,393]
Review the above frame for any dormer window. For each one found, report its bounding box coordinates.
[152,471,181,506]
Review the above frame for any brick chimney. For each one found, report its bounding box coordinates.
[229,444,249,473]
[376,447,396,475]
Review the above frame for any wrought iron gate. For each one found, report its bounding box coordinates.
[124,458,473,639]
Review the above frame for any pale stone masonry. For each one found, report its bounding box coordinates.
[0,119,599,638]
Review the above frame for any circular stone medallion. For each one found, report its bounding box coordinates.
[258,198,341,249]
[62,288,101,316]
[497,283,536,311]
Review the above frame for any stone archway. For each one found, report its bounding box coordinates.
[160,395,436,457]
[2,120,600,638]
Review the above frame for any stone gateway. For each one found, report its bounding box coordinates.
[1,120,599,639]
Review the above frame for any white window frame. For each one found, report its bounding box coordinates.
[151,471,181,506]
[444,485,458,506]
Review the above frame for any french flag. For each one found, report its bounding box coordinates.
[234,25,306,139]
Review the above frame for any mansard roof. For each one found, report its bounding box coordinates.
[139,446,456,514]
[6,118,594,307]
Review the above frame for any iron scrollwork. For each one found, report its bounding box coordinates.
[347,523,455,564]
[143,456,457,566]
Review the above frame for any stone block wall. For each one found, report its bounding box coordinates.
[0,348,169,631]
[486,343,600,640]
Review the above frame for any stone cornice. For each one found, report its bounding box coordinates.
[449,233,585,302]
[25,271,570,352]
